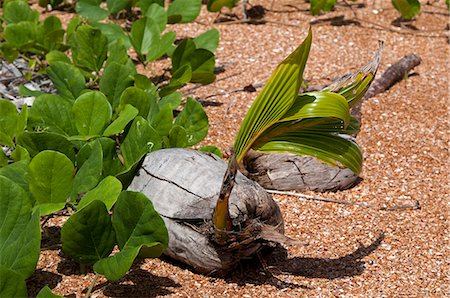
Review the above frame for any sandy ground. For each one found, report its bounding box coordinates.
[22,0,449,297]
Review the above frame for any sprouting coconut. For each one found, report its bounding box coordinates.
[129,29,382,273]
[242,44,383,192]
[129,148,291,273]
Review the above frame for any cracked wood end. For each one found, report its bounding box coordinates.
[243,150,359,192]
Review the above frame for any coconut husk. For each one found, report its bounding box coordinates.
[243,150,359,192]
[128,148,298,274]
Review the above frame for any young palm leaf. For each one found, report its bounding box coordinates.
[322,42,383,108]
[248,44,384,176]
[254,91,363,174]
[213,30,312,234]
[233,29,312,163]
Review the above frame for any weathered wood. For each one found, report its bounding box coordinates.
[128,148,285,274]
[244,150,359,192]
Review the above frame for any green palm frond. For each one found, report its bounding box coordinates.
[322,42,383,108]
[253,131,363,174]
[232,31,381,175]
[279,92,350,125]
[233,29,312,163]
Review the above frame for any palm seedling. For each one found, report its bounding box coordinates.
[129,29,382,273]
[213,29,382,239]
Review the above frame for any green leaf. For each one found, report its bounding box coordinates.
[78,176,122,211]
[72,91,112,137]
[207,0,238,12]
[103,104,139,136]
[0,266,28,297]
[100,62,136,109]
[36,286,64,298]
[28,94,77,136]
[0,176,40,279]
[118,87,151,118]
[92,22,131,50]
[16,132,76,161]
[392,0,420,20]
[4,21,37,48]
[172,39,216,84]
[35,15,66,52]
[113,191,168,254]
[146,31,176,62]
[47,62,86,101]
[158,92,182,110]
[120,117,162,169]
[46,50,71,65]
[186,49,216,84]
[172,38,196,70]
[66,16,81,41]
[150,104,173,138]
[92,190,167,282]
[70,25,108,72]
[0,42,19,62]
[130,16,159,57]
[93,245,140,281]
[193,28,219,52]
[254,131,363,174]
[175,97,208,146]
[167,0,201,23]
[75,0,109,22]
[19,85,45,98]
[10,145,30,162]
[168,125,188,148]
[280,92,350,126]
[134,74,158,96]
[233,29,312,163]
[130,17,175,62]
[144,3,167,32]
[159,64,192,97]
[0,160,30,195]
[0,99,19,147]
[16,104,28,137]
[322,45,382,108]
[104,39,130,67]
[199,145,223,158]
[72,141,103,199]
[107,0,132,14]
[61,200,115,265]
[310,0,336,15]
[0,150,8,167]
[95,138,126,177]
[137,0,164,14]
[29,150,74,215]
[4,0,39,24]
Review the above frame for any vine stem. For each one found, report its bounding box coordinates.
[84,273,99,298]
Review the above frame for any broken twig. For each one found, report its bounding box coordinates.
[266,189,421,211]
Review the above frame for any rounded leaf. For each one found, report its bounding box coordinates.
[29,150,74,215]
[61,200,115,265]
[72,91,112,136]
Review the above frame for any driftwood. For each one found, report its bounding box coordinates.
[128,148,296,274]
[244,53,422,192]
